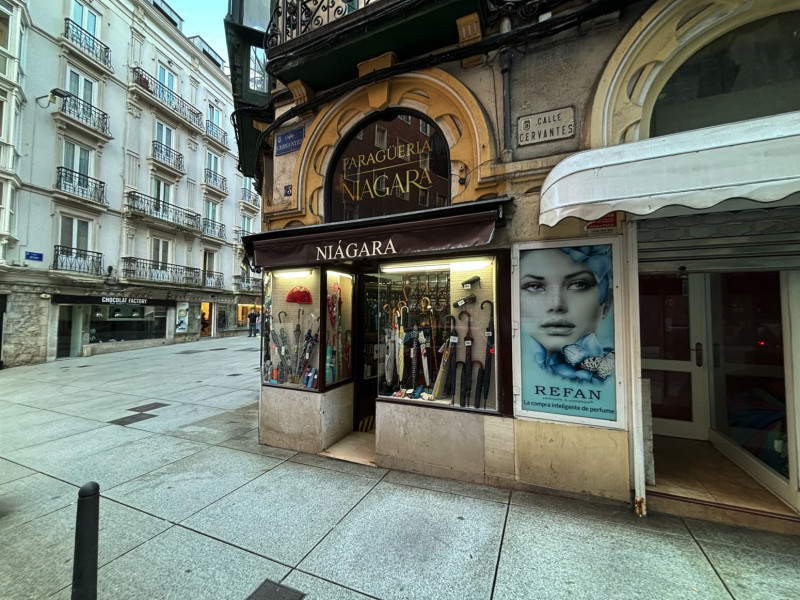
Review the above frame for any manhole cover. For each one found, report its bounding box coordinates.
[128,402,170,412]
[246,579,305,600]
[109,413,158,426]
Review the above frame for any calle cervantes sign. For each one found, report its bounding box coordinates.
[518,107,575,146]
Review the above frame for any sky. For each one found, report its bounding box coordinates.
[164,0,230,61]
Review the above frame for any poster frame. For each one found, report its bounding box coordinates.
[512,237,627,430]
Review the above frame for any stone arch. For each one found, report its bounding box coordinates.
[289,68,500,226]
[589,0,798,147]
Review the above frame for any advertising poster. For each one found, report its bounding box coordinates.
[175,301,189,333]
[519,244,617,421]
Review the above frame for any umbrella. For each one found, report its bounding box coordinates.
[475,300,495,409]
[418,326,430,386]
[409,324,419,389]
[343,330,352,377]
[298,316,321,378]
[293,308,303,380]
[459,310,474,407]
[326,284,340,382]
[396,304,408,388]
[432,315,457,399]
[471,359,484,408]
[382,305,395,388]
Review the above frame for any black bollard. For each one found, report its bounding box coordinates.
[71,481,100,600]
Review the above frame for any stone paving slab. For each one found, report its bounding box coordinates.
[492,505,732,600]
[128,407,256,445]
[0,497,170,599]
[384,470,510,504]
[299,481,507,600]
[0,414,106,454]
[183,461,377,566]
[50,526,291,600]
[684,517,800,558]
[219,430,298,461]
[0,458,36,485]
[289,452,388,481]
[282,570,375,600]
[0,473,78,533]
[105,446,283,522]
[188,388,260,410]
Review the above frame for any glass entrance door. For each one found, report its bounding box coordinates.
[640,273,709,439]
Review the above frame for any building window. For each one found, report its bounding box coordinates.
[206,150,220,173]
[420,119,430,135]
[418,189,429,207]
[60,214,90,250]
[157,62,176,90]
[151,177,172,210]
[397,137,410,161]
[0,5,10,75]
[151,236,170,267]
[203,199,218,222]
[67,65,97,116]
[63,140,92,176]
[155,120,174,148]
[0,182,15,235]
[375,125,387,149]
[241,215,252,234]
[249,46,267,93]
[398,114,411,124]
[207,103,221,127]
[71,0,99,37]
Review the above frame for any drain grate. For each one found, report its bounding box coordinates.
[128,402,170,412]
[109,413,157,426]
[245,579,305,600]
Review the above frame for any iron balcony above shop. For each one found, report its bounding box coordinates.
[205,120,228,147]
[52,246,104,276]
[263,0,484,91]
[121,257,222,289]
[55,167,108,206]
[151,140,185,173]
[202,217,227,239]
[204,169,228,194]
[57,95,111,136]
[232,275,260,293]
[124,191,201,231]
[130,67,203,130]
[63,18,112,70]
[241,187,260,208]
[232,226,252,244]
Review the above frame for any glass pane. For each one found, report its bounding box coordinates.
[76,219,89,249]
[249,46,267,93]
[68,70,80,96]
[376,256,498,411]
[263,268,321,388]
[64,141,75,168]
[86,11,96,36]
[710,272,787,478]
[60,216,73,246]
[78,147,90,175]
[324,271,353,385]
[645,369,693,421]
[639,275,690,360]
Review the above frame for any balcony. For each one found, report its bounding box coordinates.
[232,226,252,244]
[122,256,203,286]
[53,95,112,143]
[52,246,103,275]
[55,167,107,207]
[150,141,185,179]
[125,191,201,232]
[205,120,229,149]
[263,0,481,91]
[202,270,225,289]
[202,217,227,240]
[204,169,228,195]
[130,67,203,131]
[241,187,260,209]
[63,19,112,71]
[232,275,260,293]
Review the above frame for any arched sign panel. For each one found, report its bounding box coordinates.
[327,111,450,222]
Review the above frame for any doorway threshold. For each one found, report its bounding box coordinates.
[320,431,377,467]
[648,436,799,535]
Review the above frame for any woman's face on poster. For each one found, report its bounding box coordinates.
[520,248,609,353]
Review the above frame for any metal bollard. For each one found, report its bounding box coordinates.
[71,481,100,600]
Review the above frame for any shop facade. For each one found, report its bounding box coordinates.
[229,0,799,523]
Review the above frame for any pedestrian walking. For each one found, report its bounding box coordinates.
[247,308,258,337]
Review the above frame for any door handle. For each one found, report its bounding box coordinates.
[694,342,703,367]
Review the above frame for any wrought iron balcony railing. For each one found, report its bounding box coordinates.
[59,95,111,135]
[204,169,228,193]
[233,227,252,244]
[266,0,382,48]
[52,245,103,275]
[56,167,107,205]
[152,140,185,172]
[241,187,260,208]
[233,275,261,293]
[64,19,112,69]
[205,120,228,147]
[131,67,203,129]
[125,191,201,230]
[203,270,225,289]
[121,256,202,285]
[202,217,227,239]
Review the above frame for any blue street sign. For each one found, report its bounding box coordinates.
[25,252,44,261]
[275,127,305,156]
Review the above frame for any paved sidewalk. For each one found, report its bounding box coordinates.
[0,336,797,600]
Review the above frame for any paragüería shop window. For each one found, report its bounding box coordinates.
[327,110,450,222]
[370,256,499,411]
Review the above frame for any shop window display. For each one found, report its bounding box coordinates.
[374,257,498,410]
[89,304,166,343]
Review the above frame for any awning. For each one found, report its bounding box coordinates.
[243,197,509,269]
[539,111,800,226]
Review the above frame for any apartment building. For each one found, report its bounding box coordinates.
[0,0,261,367]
